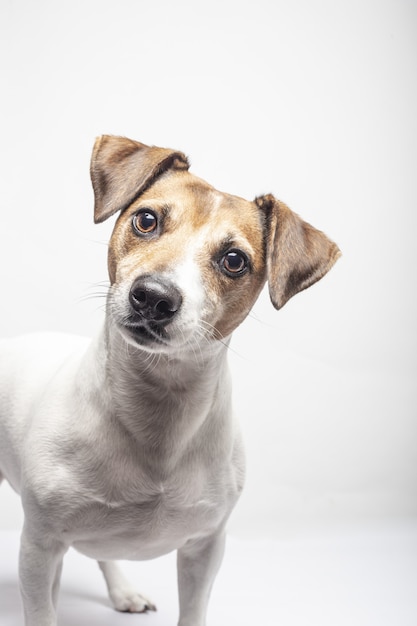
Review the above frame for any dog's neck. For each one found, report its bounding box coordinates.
[92,322,233,475]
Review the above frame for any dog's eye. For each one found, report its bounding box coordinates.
[220,250,248,277]
[132,210,158,235]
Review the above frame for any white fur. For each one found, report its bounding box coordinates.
[0,228,245,625]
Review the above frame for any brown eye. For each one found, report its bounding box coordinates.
[221,250,248,277]
[132,210,158,235]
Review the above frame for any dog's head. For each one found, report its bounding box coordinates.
[91,135,340,354]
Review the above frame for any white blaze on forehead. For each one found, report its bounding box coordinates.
[171,227,208,315]
[208,191,259,259]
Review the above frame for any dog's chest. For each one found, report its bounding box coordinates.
[67,465,231,560]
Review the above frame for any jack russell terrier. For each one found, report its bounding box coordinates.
[0,135,340,625]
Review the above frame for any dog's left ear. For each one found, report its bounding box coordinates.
[256,194,341,310]
[91,135,190,223]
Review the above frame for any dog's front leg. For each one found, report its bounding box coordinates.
[177,529,226,626]
[19,524,68,626]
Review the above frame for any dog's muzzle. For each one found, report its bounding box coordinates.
[125,276,183,346]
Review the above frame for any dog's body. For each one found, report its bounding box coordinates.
[0,136,340,625]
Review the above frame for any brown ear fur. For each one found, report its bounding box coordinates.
[90,135,190,223]
[256,194,341,309]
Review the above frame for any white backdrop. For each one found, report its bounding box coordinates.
[0,0,416,541]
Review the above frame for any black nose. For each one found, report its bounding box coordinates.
[129,277,183,323]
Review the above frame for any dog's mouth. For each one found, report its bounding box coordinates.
[122,321,169,346]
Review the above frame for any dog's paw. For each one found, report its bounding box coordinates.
[110,587,157,613]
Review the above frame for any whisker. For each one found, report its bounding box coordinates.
[198,320,237,353]
[77,237,111,248]
[198,319,222,339]
[77,293,108,303]
[199,320,247,359]
[247,309,274,329]
[141,350,161,376]
[77,281,110,304]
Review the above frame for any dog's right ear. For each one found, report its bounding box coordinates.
[90,135,190,223]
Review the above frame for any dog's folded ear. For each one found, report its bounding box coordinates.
[256,194,341,310]
[91,135,190,223]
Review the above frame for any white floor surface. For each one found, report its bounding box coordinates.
[1,522,417,626]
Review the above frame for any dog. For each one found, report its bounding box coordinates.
[0,135,340,625]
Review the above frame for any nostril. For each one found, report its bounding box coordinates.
[155,299,175,317]
[131,289,147,309]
